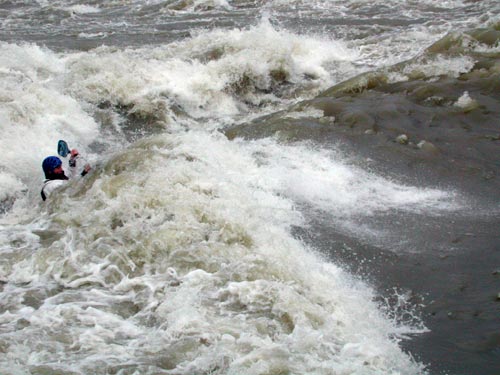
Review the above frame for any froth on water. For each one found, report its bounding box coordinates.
[1,2,498,373]
[0,132,433,374]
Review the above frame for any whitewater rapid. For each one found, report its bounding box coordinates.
[1,130,437,374]
[1,1,499,373]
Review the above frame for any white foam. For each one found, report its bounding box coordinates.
[192,0,232,11]
[0,2,496,373]
[0,173,25,202]
[454,90,478,110]
[404,55,475,78]
[0,131,429,374]
[0,43,104,203]
[66,4,101,14]
[241,139,459,216]
[62,19,358,121]
[77,32,108,39]
[384,55,476,85]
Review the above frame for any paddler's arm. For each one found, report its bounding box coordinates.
[69,149,92,178]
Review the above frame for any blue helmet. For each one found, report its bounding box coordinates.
[42,156,62,178]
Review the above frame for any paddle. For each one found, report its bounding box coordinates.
[57,140,70,158]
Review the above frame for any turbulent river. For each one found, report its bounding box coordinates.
[1,1,499,374]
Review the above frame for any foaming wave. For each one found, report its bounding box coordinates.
[0,20,359,212]
[0,42,101,204]
[0,132,427,374]
[241,139,460,216]
[166,0,232,12]
[67,4,101,14]
[232,138,462,249]
[64,19,358,121]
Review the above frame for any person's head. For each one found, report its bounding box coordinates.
[42,156,66,180]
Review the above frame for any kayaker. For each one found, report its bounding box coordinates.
[41,149,91,201]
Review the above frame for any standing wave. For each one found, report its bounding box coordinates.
[1,132,427,374]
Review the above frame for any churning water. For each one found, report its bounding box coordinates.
[1,1,499,374]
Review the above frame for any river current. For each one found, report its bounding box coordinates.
[1,1,499,375]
